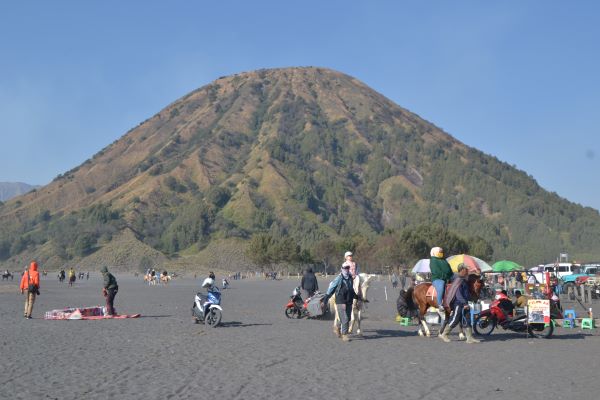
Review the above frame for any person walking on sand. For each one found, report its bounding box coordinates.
[19,261,40,319]
[68,267,76,286]
[301,267,319,298]
[101,266,119,316]
[439,264,480,344]
[323,263,359,342]
[430,246,453,315]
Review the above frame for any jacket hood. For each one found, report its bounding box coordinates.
[100,266,109,274]
[29,261,38,272]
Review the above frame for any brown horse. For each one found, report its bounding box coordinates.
[407,274,483,338]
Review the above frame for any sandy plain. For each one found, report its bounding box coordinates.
[1,274,599,400]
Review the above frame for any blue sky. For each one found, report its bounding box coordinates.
[1,1,598,210]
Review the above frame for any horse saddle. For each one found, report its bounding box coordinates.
[426,284,451,306]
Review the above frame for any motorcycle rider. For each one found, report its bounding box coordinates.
[202,271,217,291]
[496,289,515,318]
[439,264,480,344]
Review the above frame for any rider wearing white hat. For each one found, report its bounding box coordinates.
[342,251,359,277]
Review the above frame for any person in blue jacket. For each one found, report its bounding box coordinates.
[323,264,358,342]
[439,264,480,344]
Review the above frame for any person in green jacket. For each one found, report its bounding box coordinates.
[101,266,119,316]
[430,246,453,313]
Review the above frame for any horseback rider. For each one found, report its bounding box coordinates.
[342,251,359,278]
[429,246,453,314]
[439,264,480,343]
[323,263,358,342]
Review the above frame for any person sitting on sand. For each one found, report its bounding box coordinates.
[101,266,119,316]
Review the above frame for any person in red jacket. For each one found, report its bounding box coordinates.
[19,261,40,319]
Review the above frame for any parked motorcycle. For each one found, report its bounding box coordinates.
[473,298,561,338]
[192,287,223,327]
[285,287,306,318]
[285,287,328,319]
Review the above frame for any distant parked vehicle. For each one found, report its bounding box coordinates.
[562,263,600,296]
[533,263,579,284]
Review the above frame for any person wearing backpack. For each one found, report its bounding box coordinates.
[323,263,358,342]
[19,261,40,319]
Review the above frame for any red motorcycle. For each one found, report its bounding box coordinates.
[473,297,561,338]
[285,287,329,319]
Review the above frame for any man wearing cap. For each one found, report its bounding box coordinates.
[430,246,453,314]
[323,262,358,342]
[439,264,480,343]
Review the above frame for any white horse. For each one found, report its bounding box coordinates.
[329,273,375,336]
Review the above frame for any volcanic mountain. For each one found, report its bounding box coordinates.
[1,67,599,270]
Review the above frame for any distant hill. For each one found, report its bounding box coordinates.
[0,182,39,202]
[1,67,599,271]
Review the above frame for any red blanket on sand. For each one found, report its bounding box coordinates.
[45,306,140,320]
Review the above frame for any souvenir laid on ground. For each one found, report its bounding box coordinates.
[44,306,140,320]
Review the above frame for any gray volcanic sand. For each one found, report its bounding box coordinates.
[1,275,599,400]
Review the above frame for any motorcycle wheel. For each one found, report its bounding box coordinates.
[205,308,222,327]
[473,315,496,336]
[528,321,553,338]
[285,307,297,319]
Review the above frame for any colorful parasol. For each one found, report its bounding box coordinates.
[492,260,522,272]
[447,254,492,274]
[411,259,431,274]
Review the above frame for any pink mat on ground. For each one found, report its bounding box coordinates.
[45,306,140,320]
[80,314,141,320]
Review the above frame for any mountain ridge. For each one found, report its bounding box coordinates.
[1,67,598,270]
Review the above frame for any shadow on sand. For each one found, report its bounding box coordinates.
[219,321,272,328]
[359,328,416,340]
[476,331,592,342]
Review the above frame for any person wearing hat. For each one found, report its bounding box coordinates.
[342,251,359,278]
[429,246,453,314]
[323,262,359,342]
[439,263,480,343]
[100,266,119,316]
